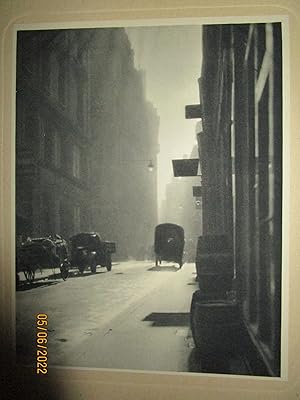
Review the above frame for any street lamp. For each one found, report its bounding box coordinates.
[147,159,154,172]
[121,158,155,171]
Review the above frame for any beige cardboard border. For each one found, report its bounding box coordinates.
[0,1,299,399]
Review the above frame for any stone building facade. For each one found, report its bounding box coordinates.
[16,28,159,260]
[193,23,282,376]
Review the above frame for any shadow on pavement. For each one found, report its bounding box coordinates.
[143,312,190,326]
[16,267,111,290]
[148,265,180,272]
[16,281,59,291]
[65,269,107,279]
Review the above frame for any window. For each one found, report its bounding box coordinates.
[44,127,54,165]
[58,61,67,106]
[74,206,81,233]
[72,144,80,178]
[69,73,78,119]
[50,53,59,98]
[53,131,61,168]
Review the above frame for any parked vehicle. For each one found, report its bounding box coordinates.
[17,234,70,283]
[154,223,184,268]
[69,232,116,274]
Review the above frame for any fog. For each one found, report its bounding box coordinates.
[126,24,202,217]
[16,24,203,257]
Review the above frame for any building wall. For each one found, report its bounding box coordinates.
[16,28,159,261]
[86,28,159,260]
[16,30,92,240]
[200,23,282,376]
[233,23,282,377]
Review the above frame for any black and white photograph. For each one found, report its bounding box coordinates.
[15,20,284,378]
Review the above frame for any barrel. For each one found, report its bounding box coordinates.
[190,290,242,355]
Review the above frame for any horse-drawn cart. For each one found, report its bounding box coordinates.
[154,223,185,268]
[16,235,70,284]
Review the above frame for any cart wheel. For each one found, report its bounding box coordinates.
[60,261,69,281]
[24,268,35,283]
[91,259,97,274]
[106,258,112,272]
[78,266,85,275]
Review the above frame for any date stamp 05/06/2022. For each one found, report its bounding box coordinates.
[36,313,48,374]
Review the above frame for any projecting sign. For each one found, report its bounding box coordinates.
[172,159,200,177]
[185,104,202,119]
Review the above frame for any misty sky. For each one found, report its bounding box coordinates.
[125,24,202,210]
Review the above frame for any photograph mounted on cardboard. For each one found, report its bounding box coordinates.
[15,19,284,378]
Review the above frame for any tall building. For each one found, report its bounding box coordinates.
[16,28,159,260]
[86,28,159,259]
[194,23,282,376]
[16,30,92,241]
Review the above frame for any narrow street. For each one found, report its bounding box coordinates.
[16,261,199,373]
[12,22,284,382]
